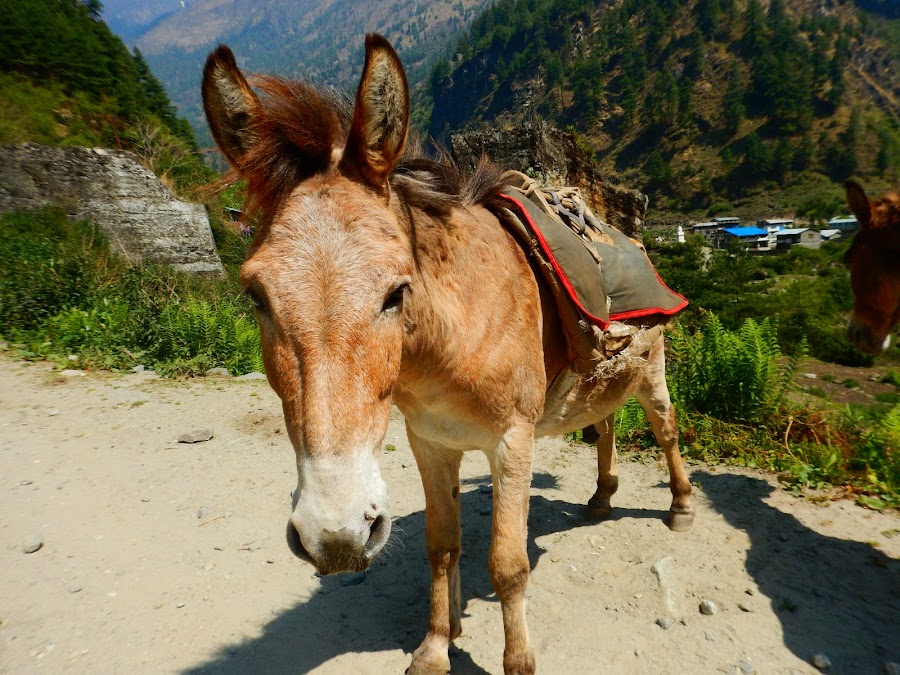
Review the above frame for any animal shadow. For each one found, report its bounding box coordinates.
[694,471,900,672]
[181,472,663,674]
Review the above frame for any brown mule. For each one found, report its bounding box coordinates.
[844,180,900,354]
[202,34,693,675]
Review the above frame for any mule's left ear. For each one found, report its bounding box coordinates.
[845,179,873,229]
[342,34,409,189]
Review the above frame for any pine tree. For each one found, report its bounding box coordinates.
[695,0,721,39]
[723,64,745,132]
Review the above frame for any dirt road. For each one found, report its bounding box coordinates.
[1,357,897,674]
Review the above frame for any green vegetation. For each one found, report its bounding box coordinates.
[646,234,891,366]
[0,0,210,197]
[0,208,259,376]
[607,315,898,508]
[429,0,899,212]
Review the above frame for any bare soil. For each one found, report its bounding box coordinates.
[1,357,898,674]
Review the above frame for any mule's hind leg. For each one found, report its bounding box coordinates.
[407,425,463,675]
[586,413,618,519]
[634,338,694,532]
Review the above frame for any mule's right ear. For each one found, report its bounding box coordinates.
[202,45,262,168]
[845,179,872,229]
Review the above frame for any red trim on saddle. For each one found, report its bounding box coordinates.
[498,193,688,327]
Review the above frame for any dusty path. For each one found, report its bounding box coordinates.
[1,357,898,674]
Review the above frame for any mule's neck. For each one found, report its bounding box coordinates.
[391,200,549,436]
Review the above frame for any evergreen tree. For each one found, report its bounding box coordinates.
[743,132,773,179]
[743,0,767,54]
[793,132,814,171]
[773,138,793,183]
[644,70,678,129]
[677,79,694,130]
[723,64,745,132]
[645,149,672,185]
[695,0,721,39]
[685,31,705,78]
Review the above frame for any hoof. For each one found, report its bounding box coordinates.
[586,495,613,521]
[504,649,536,675]
[667,509,694,532]
[585,503,612,521]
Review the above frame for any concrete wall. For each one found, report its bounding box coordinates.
[0,143,223,274]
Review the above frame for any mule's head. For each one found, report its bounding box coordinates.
[203,36,412,573]
[844,180,900,354]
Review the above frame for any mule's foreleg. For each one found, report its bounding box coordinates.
[635,340,694,532]
[486,423,536,675]
[586,412,618,519]
[407,427,462,675]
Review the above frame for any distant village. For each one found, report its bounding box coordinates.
[679,215,859,252]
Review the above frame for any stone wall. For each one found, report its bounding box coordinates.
[450,122,648,238]
[0,143,223,274]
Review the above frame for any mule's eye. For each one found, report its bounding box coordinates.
[246,288,267,312]
[382,283,408,314]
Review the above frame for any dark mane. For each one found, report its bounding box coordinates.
[222,75,504,222]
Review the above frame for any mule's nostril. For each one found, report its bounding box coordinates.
[365,513,388,554]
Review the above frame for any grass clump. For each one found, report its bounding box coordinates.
[0,207,260,376]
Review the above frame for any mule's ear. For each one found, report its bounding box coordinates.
[202,45,262,169]
[342,34,409,189]
[845,179,872,229]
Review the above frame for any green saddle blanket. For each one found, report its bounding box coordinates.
[495,173,687,368]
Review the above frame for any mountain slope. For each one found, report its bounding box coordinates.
[124,0,494,148]
[429,0,899,221]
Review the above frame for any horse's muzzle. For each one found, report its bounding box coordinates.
[847,319,891,354]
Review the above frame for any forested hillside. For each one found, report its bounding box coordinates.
[0,0,206,193]
[429,0,899,220]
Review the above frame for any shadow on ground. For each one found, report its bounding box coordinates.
[694,471,900,673]
[182,472,666,674]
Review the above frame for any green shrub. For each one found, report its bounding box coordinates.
[0,208,261,375]
[668,314,803,423]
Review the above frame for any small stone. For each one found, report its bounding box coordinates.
[236,372,266,380]
[23,534,44,554]
[738,658,754,675]
[141,498,150,503]
[745,588,754,595]
[68,584,83,594]
[699,599,718,615]
[176,602,185,609]
[19,480,33,486]
[811,654,831,670]
[130,365,145,374]
[266,559,274,564]
[178,428,214,443]
[67,354,79,362]
[705,631,716,642]
[204,367,231,377]
[738,602,753,612]
[48,409,59,417]
[479,484,493,494]
[341,571,367,586]
[59,369,85,377]
[196,507,213,519]
[655,617,674,630]
[803,373,818,379]
[479,506,491,516]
